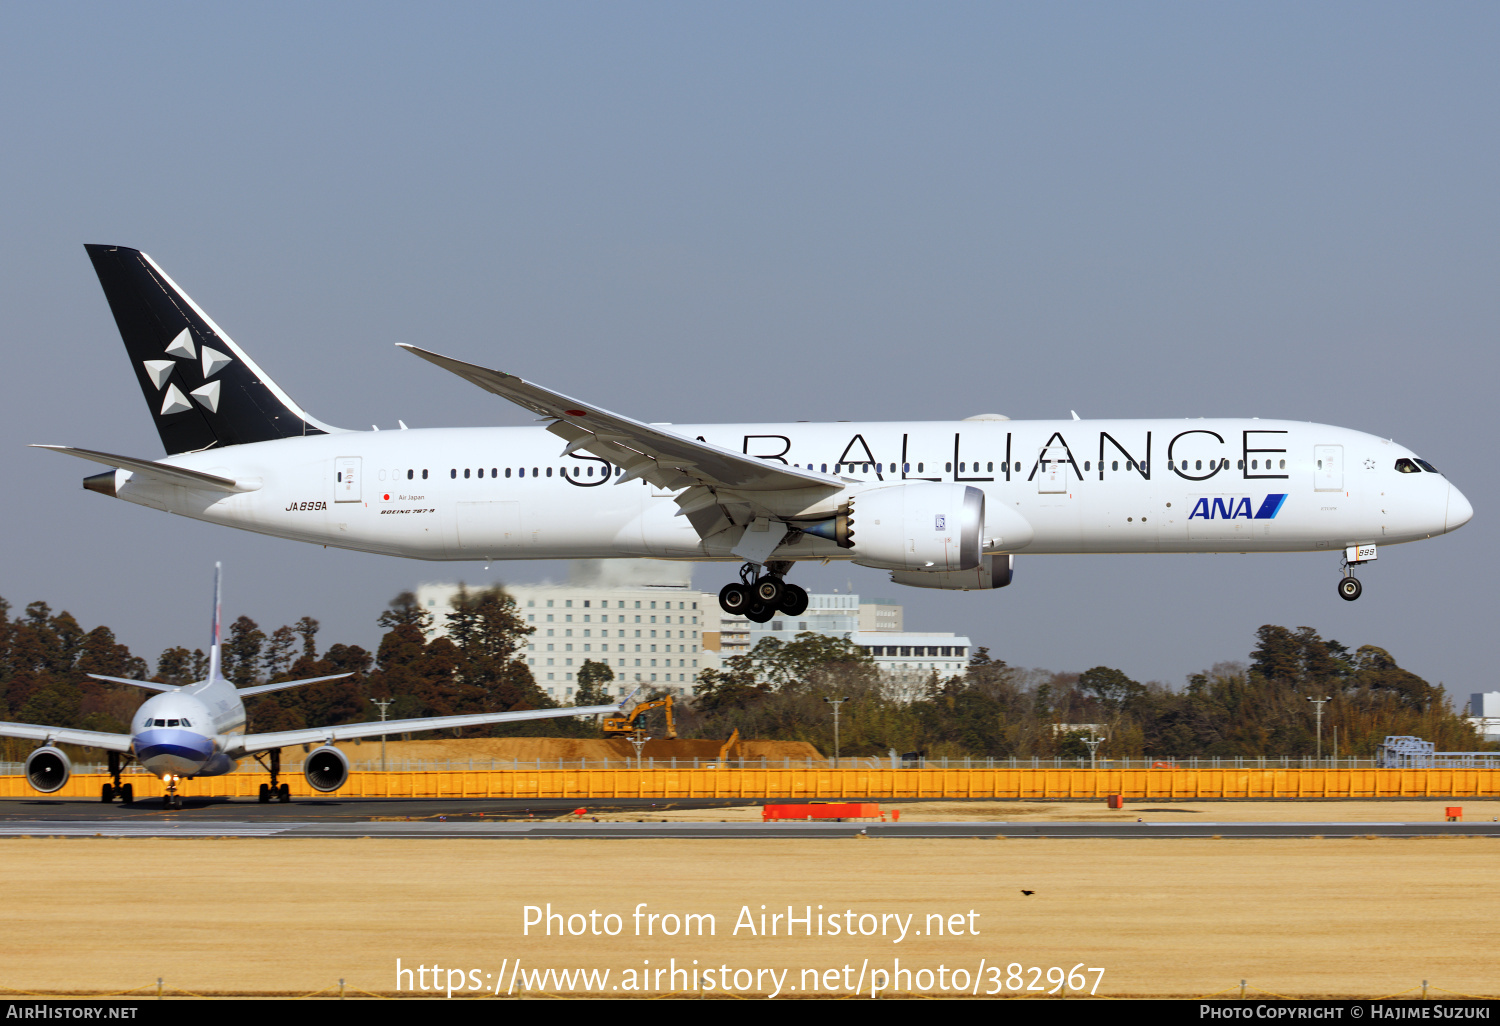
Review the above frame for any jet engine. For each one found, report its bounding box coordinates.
[891,554,1014,591]
[304,745,350,793]
[25,746,71,794]
[833,483,986,572]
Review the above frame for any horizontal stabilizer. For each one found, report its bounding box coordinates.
[86,674,179,693]
[236,673,353,697]
[31,445,251,493]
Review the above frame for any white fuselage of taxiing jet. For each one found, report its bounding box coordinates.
[100,418,1471,562]
[127,677,245,779]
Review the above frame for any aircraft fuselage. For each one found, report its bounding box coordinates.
[96,418,1469,563]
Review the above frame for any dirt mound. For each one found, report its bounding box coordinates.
[739,741,825,763]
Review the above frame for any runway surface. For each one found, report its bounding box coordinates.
[3,797,1498,839]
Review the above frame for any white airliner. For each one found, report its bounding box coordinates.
[2,564,626,806]
[40,246,1472,624]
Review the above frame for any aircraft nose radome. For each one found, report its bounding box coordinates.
[1447,483,1474,533]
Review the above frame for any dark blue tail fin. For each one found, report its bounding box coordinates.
[85,245,340,454]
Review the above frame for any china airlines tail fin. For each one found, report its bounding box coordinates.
[84,245,344,454]
[198,563,350,693]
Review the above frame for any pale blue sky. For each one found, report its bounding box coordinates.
[2,4,1495,694]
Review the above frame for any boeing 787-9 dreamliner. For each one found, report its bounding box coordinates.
[37,246,1474,624]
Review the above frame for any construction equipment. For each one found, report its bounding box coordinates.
[602,696,677,740]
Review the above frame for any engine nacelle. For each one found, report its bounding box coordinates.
[844,483,984,572]
[304,745,350,793]
[25,746,71,794]
[891,554,1014,591]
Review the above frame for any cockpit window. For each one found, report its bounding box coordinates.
[1394,458,1420,474]
[1414,459,1440,475]
[167,719,179,727]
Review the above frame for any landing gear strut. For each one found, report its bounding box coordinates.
[161,775,183,810]
[717,561,809,621]
[1338,547,1374,602]
[100,751,134,804]
[253,748,291,803]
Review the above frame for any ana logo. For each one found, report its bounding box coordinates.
[1188,494,1288,521]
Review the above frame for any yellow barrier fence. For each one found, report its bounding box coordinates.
[4,768,1500,801]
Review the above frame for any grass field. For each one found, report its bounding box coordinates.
[2,831,1495,998]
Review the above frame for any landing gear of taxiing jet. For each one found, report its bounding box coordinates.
[718,561,809,622]
[1338,544,1376,602]
[161,775,184,809]
[100,751,135,803]
[253,748,291,802]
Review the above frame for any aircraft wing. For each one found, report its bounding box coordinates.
[31,445,250,493]
[398,345,841,495]
[0,720,134,753]
[229,702,626,756]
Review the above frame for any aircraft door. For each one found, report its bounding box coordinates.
[1314,445,1343,492]
[334,457,361,502]
[1037,446,1070,493]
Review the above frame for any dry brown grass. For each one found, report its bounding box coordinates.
[0,835,1495,998]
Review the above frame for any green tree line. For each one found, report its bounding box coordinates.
[683,624,1488,761]
[0,583,1486,761]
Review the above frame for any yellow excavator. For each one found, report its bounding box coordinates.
[602,696,677,740]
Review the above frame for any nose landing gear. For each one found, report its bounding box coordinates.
[1338,545,1375,601]
[717,562,809,622]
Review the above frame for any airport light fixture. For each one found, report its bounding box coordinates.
[1083,733,1106,770]
[823,697,850,768]
[1307,697,1331,762]
[370,698,394,771]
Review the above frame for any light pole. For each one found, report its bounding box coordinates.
[823,697,850,768]
[1307,696,1331,763]
[1083,732,1106,770]
[370,698,394,771]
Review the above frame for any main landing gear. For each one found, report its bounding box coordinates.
[254,748,291,803]
[99,751,135,804]
[718,561,809,623]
